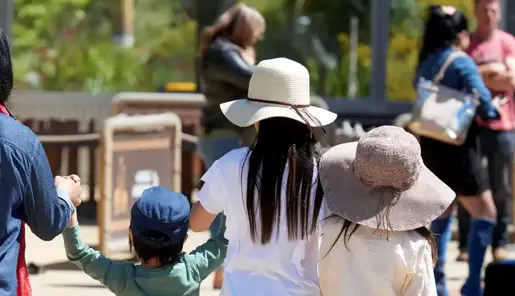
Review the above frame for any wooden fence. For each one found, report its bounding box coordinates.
[8,91,205,220]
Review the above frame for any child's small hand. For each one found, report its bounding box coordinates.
[68,211,78,228]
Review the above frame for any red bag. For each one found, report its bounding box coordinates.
[16,224,31,296]
[0,104,32,296]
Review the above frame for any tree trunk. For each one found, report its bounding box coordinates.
[111,0,134,47]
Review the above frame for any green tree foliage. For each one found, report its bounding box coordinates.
[11,0,475,98]
[131,0,196,87]
[13,0,137,91]
[301,0,418,44]
[298,0,419,98]
[298,0,474,100]
[12,0,196,92]
[386,0,474,101]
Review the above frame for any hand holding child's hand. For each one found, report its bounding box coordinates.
[55,175,82,207]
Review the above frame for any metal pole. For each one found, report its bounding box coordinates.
[499,0,507,31]
[347,16,359,98]
[0,0,14,43]
[285,0,298,58]
[369,0,390,102]
[503,0,515,35]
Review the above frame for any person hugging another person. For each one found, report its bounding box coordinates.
[458,0,515,264]
[61,186,228,296]
[318,126,455,296]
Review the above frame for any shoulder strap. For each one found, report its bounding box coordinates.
[433,51,468,83]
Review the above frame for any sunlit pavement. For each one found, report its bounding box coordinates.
[26,225,514,296]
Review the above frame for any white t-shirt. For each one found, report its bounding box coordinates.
[319,218,437,296]
[198,147,324,296]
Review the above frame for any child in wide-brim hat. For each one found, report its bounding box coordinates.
[318,125,454,296]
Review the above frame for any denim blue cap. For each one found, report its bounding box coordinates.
[130,186,190,246]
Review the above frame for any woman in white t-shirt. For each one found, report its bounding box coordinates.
[189,58,337,295]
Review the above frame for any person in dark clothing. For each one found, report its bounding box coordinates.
[197,3,265,289]
[0,29,82,295]
[414,6,500,296]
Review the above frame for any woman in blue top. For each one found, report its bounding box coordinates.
[414,6,500,296]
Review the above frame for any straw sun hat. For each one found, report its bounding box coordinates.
[220,58,337,128]
[320,125,455,231]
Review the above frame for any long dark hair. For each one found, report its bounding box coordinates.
[244,117,324,244]
[0,29,13,104]
[198,3,265,55]
[323,217,438,264]
[418,5,469,66]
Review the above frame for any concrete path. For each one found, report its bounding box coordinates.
[26,225,515,296]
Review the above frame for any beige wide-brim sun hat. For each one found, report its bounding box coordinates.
[320,126,456,231]
[220,58,337,127]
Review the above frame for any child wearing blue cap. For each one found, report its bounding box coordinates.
[62,186,227,296]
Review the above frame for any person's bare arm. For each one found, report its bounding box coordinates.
[478,63,505,77]
[482,58,515,92]
[190,201,217,232]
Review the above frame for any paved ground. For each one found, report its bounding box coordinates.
[26,224,515,296]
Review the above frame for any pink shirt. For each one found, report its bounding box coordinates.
[467,30,515,131]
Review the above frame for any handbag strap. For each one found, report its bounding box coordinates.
[433,51,468,83]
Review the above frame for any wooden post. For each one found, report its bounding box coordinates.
[113,0,135,47]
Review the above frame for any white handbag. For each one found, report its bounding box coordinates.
[409,51,480,146]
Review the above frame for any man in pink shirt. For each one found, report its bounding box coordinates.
[464,0,515,262]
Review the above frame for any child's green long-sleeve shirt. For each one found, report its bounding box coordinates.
[62,215,227,296]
